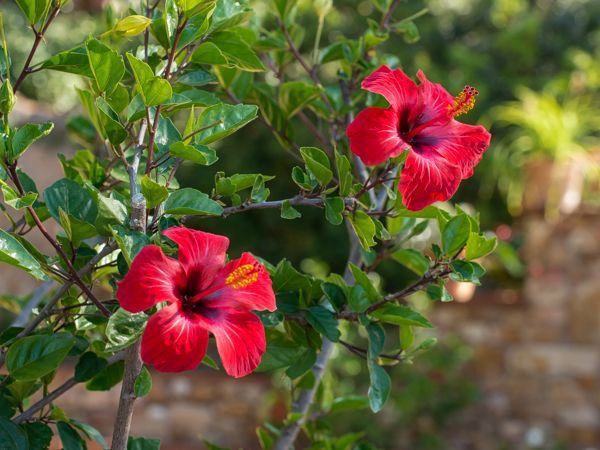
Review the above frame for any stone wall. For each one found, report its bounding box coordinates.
[432,212,600,450]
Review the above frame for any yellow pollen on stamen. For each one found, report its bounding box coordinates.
[448,85,478,118]
[225,264,260,289]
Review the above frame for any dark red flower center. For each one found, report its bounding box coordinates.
[399,85,479,148]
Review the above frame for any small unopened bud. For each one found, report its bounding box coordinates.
[101,15,152,38]
[314,0,333,18]
[0,80,15,116]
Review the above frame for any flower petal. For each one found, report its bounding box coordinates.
[140,303,209,372]
[162,226,229,290]
[416,70,454,126]
[208,252,276,312]
[116,245,186,313]
[425,121,492,178]
[347,107,408,166]
[201,307,266,378]
[399,150,463,211]
[362,65,419,113]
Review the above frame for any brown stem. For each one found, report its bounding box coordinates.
[144,17,187,175]
[110,341,143,450]
[12,6,61,94]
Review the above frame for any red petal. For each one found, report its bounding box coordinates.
[201,307,266,378]
[347,107,407,166]
[416,70,454,126]
[362,65,419,113]
[140,303,209,373]
[208,252,276,312]
[116,245,186,313]
[162,226,229,290]
[399,150,463,211]
[428,121,492,178]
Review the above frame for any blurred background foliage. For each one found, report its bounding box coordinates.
[2,0,599,448]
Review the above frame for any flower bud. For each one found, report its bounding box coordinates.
[102,15,152,38]
[0,80,15,116]
[314,0,333,18]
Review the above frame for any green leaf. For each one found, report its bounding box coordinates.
[335,151,353,197]
[134,366,152,397]
[94,192,128,235]
[215,173,274,196]
[367,361,390,413]
[280,200,301,219]
[348,284,370,313]
[324,197,344,225]
[321,282,346,312]
[41,46,93,77]
[57,421,85,450]
[170,141,217,166]
[391,249,429,276]
[201,355,219,370]
[96,97,128,145]
[367,323,385,358]
[14,0,51,24]
[86,361,125,391]
[370,304,432,328]
[0,230,46,280]
[22,422,52,450]
[304,306,340,342]
[250,175,270,202]
[204,31,265,71]
[209,0,252,33]
[6,334,75,381]
[256,330,306,372]
[271,259,316,293]
[300,147,332,186]
[10,122,54,161]
[349,210,376,249]
[111,225,150,266]
[105,308,148,352]
[194,103,258,145]
[140,175,168,209]
[1,185,37,210]
[0,417,28,449]
[256,426,273,450]
[465,232,497,260]
[150,0,178,49]
[86,38,125,94]
[279,82,320,118]
[285,348,316,379]
[127,436,161,450]
[330,395,370,414]
[192,42,229,65]
[70,420,108,450]
[163,188,223,216]
[449,260,486,285]
[426,282,453,302]
[75,352,108,382]
[348,263,380,302]
[44,178,97,224]
[442,214,471,256]
[126,54,172,106]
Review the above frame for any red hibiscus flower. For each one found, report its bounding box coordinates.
[116,226,276,377]
[347,65,491,211]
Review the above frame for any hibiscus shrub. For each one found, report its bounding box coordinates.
[0,0,495,449]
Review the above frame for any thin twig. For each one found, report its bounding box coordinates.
[0,242,117,369]
[6,165,111,317]
[13,352,125,424]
